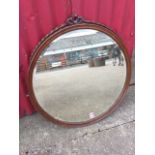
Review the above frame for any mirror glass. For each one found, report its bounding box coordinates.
[32,29,126,122]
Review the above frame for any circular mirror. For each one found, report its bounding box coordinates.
[29,21,131,127]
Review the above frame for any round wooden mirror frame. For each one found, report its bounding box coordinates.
[28,16,131,128]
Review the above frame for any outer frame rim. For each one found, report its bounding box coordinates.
[28,21,131,128]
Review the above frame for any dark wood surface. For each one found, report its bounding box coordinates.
[28,17,131,127]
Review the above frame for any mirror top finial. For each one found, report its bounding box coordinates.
[66,15,84,25]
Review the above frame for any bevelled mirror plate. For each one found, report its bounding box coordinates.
[29,21,131,127]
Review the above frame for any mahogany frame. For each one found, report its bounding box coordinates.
[28,15,131,128]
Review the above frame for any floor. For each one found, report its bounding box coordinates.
[19,55,135,155]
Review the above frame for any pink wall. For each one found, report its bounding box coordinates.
[19,0,135,117]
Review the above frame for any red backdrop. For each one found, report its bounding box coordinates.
[19,0,135,117]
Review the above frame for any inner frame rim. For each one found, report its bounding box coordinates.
[28,22,131,128]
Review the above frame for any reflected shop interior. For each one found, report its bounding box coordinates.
[32,29,126,122]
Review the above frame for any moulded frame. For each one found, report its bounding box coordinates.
[28,16,131,128]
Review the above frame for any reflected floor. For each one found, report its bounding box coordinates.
[33,64,126,122]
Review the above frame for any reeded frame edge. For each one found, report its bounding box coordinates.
[28,19,132,128]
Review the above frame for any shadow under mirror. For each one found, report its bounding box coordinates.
[32,29,126,122]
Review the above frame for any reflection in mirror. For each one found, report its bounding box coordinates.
[33,29,126,122]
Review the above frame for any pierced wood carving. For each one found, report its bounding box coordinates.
[66,15,84,25]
